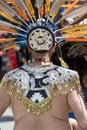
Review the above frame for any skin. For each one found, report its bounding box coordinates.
[81,74,87,109]
[68,70,87,130]
[0,47,87,130]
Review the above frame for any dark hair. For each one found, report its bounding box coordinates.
[51,45,61,66]
[65,57,87,88]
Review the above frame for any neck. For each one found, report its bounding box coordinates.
[28,58,51,67]
[28,50,52,66]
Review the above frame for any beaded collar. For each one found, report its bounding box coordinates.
[0,64,81,115]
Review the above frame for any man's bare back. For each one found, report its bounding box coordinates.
[0,64,87,130]
[11,92,71,130]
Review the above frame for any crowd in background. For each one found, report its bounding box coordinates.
[0,48,26,81]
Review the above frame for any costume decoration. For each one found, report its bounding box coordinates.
[0,0,86,115]
[0,64,81,115]
[0,0,87,51]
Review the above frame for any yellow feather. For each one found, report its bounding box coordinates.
[0,10,22,25]
[61,4,80,8]
[61,24,87,33]
[0,38,16,43]
[5,0,30,22]
[63,30,87,37]
[59,57,69,68]
[1,43,17,51]
[25,0,36,20]
[0,26,17,33]
[45,0,50,16]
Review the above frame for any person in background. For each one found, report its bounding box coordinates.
[64,56,87,130]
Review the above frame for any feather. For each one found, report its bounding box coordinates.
[65,37,87,42]
[25,0,36,21]
[0,27,27,37]
[56,2,87,25]
[0,38,16,43]
[45,0,50,16]
[0,0,29,27]
[70,13,87,25]
[35,0,44,18]
[0,0,15,17]
[35,0,44,8]
[4,0,29,22]
[0,26,17,33]
[64,3,87,20]
[61,24,87,37]
[62,30,87,37]
[61,24,87,33]
[0,9,22,25]
[61,4,80,8]
[0,20,28,34]
[62,0,80,16]
[49,0,62,20]
[39,4,44,18]
[19,0,34,23]
[0,43,17,51]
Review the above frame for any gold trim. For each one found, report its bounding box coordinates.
[0,76,81,115]
[22,96,52,115]
[57,77,81,95]
[21,86,55,115]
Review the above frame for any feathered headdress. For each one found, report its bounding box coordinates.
[0,0,87,54]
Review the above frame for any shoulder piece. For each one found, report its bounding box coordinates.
[55,66,81,95]
[0,66,30,95]
[0,64,82,115]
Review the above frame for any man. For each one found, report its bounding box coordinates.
[0,33,87,130]
[0,1,87,130]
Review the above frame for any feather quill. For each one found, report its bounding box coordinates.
[0,9,22,25]
[0,0,29,27]
[0,0,15,17]
[0,20,28,34]
[25,0,36,21]
[49,0,62,20]
[0,38,16,43]
[45,0,50,16]
[61,24,87,33]
[20,0,34,23]
[0,26,17,33]
[35,0,44,18]
[70,13,87,25]
[62,0,80,16]
[56,2,87,25]
[4,0,29,22]
[65,37,87,42]
[62,30,87,37]
[64,3,87,20]
[0,43,17,51]
[35,0,44,8]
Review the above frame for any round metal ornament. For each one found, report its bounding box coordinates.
[27,26,55,53]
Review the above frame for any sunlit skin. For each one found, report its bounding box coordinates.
[82,74,87,109]
[0,47,87,130]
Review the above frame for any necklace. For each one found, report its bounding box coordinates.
[29,58,50,63]
[28,58,52,67]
